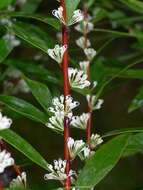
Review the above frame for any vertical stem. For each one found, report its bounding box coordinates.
[83,5,93,145]
[60,0,71,189]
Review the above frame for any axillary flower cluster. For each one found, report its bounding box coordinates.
[45,1,104,189]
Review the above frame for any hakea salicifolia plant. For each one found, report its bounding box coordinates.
[44,2,104,189]
[0,112,27,188]
[0,0,27,48]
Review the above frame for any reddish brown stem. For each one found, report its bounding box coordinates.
[82,6,93,145]
[60,0,71,189]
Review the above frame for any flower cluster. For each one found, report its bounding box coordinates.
[47,44,67,64]
[90,134,103,149]
[76,36,91,49]
[3,67,29,95]
[71,113,90,130]
[67,137,85,159]
[86,95,104,111]
[45,159,76,184]
[10,172,27,188]
[67,135,103,161]
[68,67,90,89]
[3,32,20,48]
[52,6,83,26]
[46,95,79,133]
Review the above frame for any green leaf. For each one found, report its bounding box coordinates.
[128,86,143,113]
[0,38,13,63]
[0,95,48,124]
[65,0,81,23]
[0,12,60,30]
[119,0,143,13]
[21,0,42,13]
[0,129,48,170]
[102,128,143,138]
[76,134,131,189]
[9,22,54,53]
[25,77,52,111]
[123,133,143,157]
[4,59,60,84]
[92,8,107,23]
[0,0,13,9]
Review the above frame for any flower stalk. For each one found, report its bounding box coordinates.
[60,0,71,189]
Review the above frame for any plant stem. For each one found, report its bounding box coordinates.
[83,5,93,145]
[60,0,71,189]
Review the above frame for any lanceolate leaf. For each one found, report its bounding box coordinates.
[0,129,48,170]
[65,0,81,23]
[102,128,143,138]
[4,59,60,84]
[0,95,48,124]
[25,77,52,111]
[76,134,131,189]
[0,12,60,30]
[9,22,54,53]
[119,0,143,13]
[128,85,143,113]
[123,133,143,157]
[0,39,13,63]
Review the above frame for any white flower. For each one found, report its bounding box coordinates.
[76,36,91,49]
[79,61,90,74]
[3,33,20,47]
[45,159,76,183]
[10,172,26,188]
[47,44,67,64]
[75,21,94,33]
[46,95,79,132]
[67,137,85,159]
[0,149,14,173]
[68,68,90,89]
[84,48,97,61]
[52,6,66,25]
[86,95,104,110]
[48,95,79,119]
[0,112,12,130]
[46,113,64,133]
[78,147,95,161]
[71,113,90,130]
[90,134,103,149]
[68,10,84,26]
[52,6,83,26]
